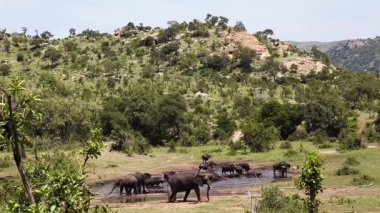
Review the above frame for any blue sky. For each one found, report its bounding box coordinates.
[0,0,379,41]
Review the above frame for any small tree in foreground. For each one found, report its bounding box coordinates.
[294,151,326,213]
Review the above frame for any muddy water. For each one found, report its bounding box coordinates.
[93,169,274,204]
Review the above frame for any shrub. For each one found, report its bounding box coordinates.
[0,155,11,169]
[352,174,375,185]
[335,165,360,176]
[202,54,229,71]
[168,140,176,153]
[259,186,305,213]
[280,141,292,149]
[338,129,366,150]
[284,148,299,158]
[16,53,25,62]
[288,127,308,141]
[344,157,360,166]
[242,122,278,152]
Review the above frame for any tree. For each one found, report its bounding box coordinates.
[235,47,257,72]
[43,47,62,65]
[69,28,76,37]
[295,152,326,212]
[259,101,301,139]
[234,21,246,32]
[0,77,42,205]
[242,121,278,152]
[0,61,11,76]
[21,27,28,36]
[40,31,53,41]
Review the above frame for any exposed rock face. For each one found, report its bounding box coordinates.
[226,32,271,59]
[283,57,326,74]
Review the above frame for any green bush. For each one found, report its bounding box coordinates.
[352,174,375,185]
[336,165,360,176]
[280,141,292,149]
[242,122,278,152]
[338,129,366,150]
[0,155,11,169]
[344,157,360,166]
[259,186,305,213]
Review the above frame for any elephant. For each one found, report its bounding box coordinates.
[109,175,138,195]
[198,171,222,182]
[234,165,243,176]
[202,153,211,163]
[236,162,250,173]
[133,172,151,194]
[222,164,235,176]
[198,161,217,172]
[167,172,211,202]
[246,171,262,178]
[164,171,177,181]
[273,162,291,178]
[146,176,165,187]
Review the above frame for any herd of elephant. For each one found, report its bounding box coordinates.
[109,153,292,203]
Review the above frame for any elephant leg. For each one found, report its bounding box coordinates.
[273,169,276,178]
[194,187,201,202]
[119,186,123,195]
[183,189,191,202]
[170,191,177,202]
[143,184,148,194]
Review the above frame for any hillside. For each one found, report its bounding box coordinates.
[290,37,380,73]
[327,37,380,73]
[288,40,344,52]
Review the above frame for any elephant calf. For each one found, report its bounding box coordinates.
[234,165,243,176]
[236,162,250,173]
[146,176,165,187]
[167,172,211,202]
[109,175,138,195]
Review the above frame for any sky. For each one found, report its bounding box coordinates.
[0,0,379,41]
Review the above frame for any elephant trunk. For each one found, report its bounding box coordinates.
[108,184,118,196]
[206,185,211,201]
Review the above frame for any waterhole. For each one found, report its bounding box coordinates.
[93,169,275,204]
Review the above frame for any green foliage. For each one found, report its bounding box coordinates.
[83,128,104,168]
[44,47,62,65]
[344,157,360,166]
[202,54,229,71]
[311,46,330,65]
[259,101,301,139]
[234,46,257,72]
[233,21,246,32]
[5,152,110,212]
[351,174,375,186]
[338,128,365,150]
[215,110,236,140]
[280,140,293,149]
[0,62,11,76]
[336,165,360,176]
[242,120,278,152]
[295,152,326,213]
[259,186,306,213]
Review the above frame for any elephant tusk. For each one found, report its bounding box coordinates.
[208,184,213,189]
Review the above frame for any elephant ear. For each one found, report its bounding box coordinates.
[194,176,204,186]
[144,173,152,180]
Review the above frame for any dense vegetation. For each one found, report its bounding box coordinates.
[291,37,380,74]
[1,14,380,212]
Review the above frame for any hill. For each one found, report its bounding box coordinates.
[287,40,344,52]
[289,37,380,73]
[327,37,380,73]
